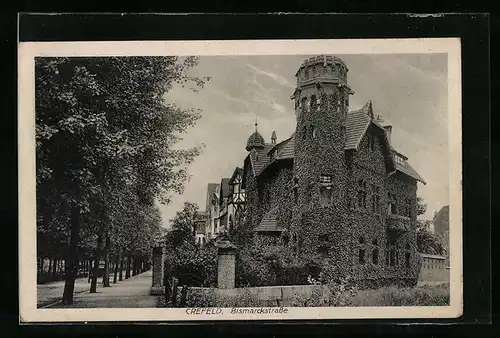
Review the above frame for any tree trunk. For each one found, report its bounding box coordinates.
[113,255,119,284]
[132,257,137,276]
[62,205,81,305]
[90,230,104,293]
[119,255,124,281]
[88,258,92,283]
[48,258,53,278]
[52,259,57,281]
[39,258,44,275]
[125,256,131,279]
[103,232,111,287]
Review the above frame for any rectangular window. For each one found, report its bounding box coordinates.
[320,175,333,205]
[317,234,329,257]
[358,248,365,264]
[371,185,381,214]
[357,180,367,209]
[388,193,398,215]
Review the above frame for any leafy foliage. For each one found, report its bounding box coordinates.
[415,198,446,255]
[164,202,217,287]
[35,56,208,301]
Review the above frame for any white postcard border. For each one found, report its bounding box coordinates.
[18,38,462,323]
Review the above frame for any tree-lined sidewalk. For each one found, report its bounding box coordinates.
[44,270,158,308]
[36,56,209,304]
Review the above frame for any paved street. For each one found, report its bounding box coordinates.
[40,270,159,308]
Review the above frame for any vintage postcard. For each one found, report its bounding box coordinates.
[19,38,462,323]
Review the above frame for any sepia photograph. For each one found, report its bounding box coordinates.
[18,39,462,322]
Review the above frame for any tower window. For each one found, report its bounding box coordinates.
[310,95,317,111]
[301,97,307,112]
[319,174,333,205]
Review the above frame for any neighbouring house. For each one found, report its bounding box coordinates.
[204,55,427,287]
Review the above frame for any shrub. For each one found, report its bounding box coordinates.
[236,240,322,287]
[165,241,217,287]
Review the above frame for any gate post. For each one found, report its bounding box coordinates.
[216,241,237,289]
[150,246,165,295]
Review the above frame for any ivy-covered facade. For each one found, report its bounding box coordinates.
[209,55,426,287]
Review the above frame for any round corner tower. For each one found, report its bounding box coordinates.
[290,55,354,274]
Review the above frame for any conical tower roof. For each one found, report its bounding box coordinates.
[246,131,265,151]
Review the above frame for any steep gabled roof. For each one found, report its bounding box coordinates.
[229,167,243,185]
[258,134,295,176]
[345,101,374,150]
[248,143,274,175]
[394,158,427,185]
[254,208,284,232]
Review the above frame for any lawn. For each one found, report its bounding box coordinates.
[157,283,450,308]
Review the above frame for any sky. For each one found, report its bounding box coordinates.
[160,54,449,227]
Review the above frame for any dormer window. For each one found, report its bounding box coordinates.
[395,154,405,165]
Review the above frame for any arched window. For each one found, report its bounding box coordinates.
[372,238,379,265]
[311,94,317,111]
[316,94,322,111]
[358,237,366,264]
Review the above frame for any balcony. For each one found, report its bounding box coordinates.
[386,214,411,232]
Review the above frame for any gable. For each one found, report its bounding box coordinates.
[351,123,396,174]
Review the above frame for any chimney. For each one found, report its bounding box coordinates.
[271,130,277,144]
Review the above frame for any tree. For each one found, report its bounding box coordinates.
[35,56,208,304]
[415,197,446,255]
[165,201,200,248]
[163,202,218,287]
